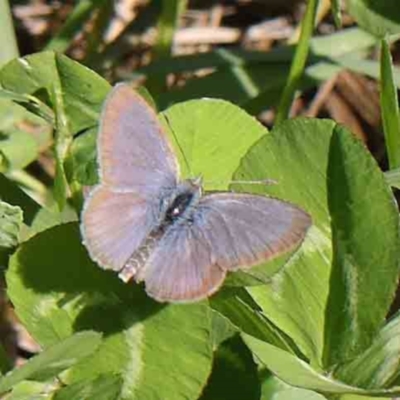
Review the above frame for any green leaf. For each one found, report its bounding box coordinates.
[244,333,363,394]
[0,52,109,136]
[0,99,52,171]
[70,127,98,186]
[0,200,22,249]
[3,381,53,400]
[346,0,400,37]
[211,289,298,355]
[28,204,77,237]
[0,171,76,240]
[243,334,400,396]
[0,174,40,226]
[6,223,213,400]
[0,133,37,172]
[385,167,400,189]
[380,38,400,169]
[0,88,54,124]
[210,309,237,349]
[335,311,400,388]
[232,118,400,371]
[261,373,328,400]
[53,374,122,400]
[200,335,260,400]
[267,387,328,400]
[324,124,400,366]
[160,97,266,188]
[0,51,110,208]
[0,331,101,395]
[234,118,334,365]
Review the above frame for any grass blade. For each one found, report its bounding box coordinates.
[380,37,400,169]
[0,0,19,67]
[45,0,107,53]
[331,0,342,27]
[275,0,318,124]
[147,0,187,95]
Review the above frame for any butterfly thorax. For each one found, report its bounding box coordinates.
[160,178,202,227]
[119,178,202,283]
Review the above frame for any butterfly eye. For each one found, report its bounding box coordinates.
[166,191,194,222]
[171,207,181,217]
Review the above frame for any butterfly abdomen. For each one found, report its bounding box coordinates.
[119,180,202,283]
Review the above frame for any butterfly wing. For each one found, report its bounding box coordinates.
[81,84,178,272]
[141,223,226,302]
[98,83,178,194]
[197,193,311,271]
[142,193,310,302]
[81,186,154,271]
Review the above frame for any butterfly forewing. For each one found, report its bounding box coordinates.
[82,83,179,273]
[98,83,178,194]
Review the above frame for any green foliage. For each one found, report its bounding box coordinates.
[199,335,260,400]
[1,1,400,399]
[0,331,101,396]
[0,0,19,67]
[143,27,379,112]
[7,223,213,400]
[380,38,400,169]
[346,0,400,37]
[275,0,318,123]
[45,0,110,53]
[0,51,110,209]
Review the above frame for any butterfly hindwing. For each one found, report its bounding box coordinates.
[142,222,226,302]
[81,186,156,271]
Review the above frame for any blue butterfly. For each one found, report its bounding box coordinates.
[81,84,311,302]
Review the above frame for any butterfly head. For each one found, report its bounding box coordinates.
[158,177,203,228]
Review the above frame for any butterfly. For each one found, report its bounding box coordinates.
[80,83,312,303]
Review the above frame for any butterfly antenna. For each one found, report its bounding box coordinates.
[230,179,278,185]
[205,178,278,186]
[163,114,192,175]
